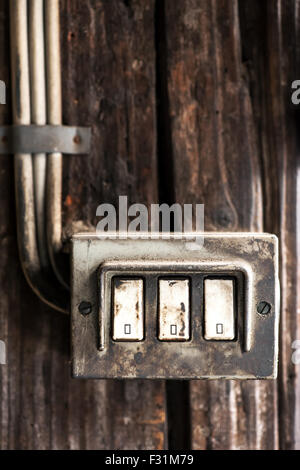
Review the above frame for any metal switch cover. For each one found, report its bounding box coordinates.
[71,232,280,380]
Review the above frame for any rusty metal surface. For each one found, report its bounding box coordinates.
[71,232,280,380]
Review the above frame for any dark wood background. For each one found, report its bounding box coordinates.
[0,0,299,449]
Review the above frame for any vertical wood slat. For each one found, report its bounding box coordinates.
[0,0,167,450]
[0,1,17,449]
[163,0,278,449]
[60,0,166,450]
[264,0,300,450]
[239,0,300,449]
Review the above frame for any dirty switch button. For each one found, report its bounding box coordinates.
[112,279,144,341]
[204,279,235,340]
[158,279,190,341]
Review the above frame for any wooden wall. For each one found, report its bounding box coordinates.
[0,0,299,449]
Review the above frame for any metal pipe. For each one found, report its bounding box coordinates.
[29,0,48,268]
[45,0,69,290]
[10,0,68,314]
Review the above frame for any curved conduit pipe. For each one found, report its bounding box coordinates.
[10,0,68,313]
[45,0,70,290]
[29,0,48,269]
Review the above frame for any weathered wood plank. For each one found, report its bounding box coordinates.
[163,0,278,449]
[1,0,299,451]
[60,0,166,450]
[0,0,166,450]
[239,0,300,449]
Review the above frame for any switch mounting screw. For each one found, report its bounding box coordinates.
[257,301,271,315]
[78,301,92,316]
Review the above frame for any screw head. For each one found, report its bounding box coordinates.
[73,134,81,144]
[78,301,92,316]
[257,301,271,315]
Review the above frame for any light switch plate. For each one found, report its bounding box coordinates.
[71,232,280,380]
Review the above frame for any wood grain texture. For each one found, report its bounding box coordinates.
[239,0,300,449]
[0,0,299,450]
[60,0,166,450]
[0,0,166,450]
[163,0,278,449]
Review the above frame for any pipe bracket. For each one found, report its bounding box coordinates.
[0,125,91,154]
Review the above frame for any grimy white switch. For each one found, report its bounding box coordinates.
[204,279,235,340]
[158,279,190,341]
[112,278,144,341]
